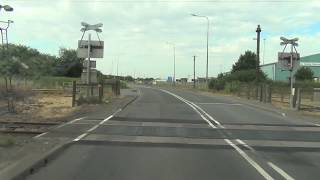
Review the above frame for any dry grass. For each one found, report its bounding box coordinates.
[0,136,15,147]
[1,93,80,123]
[29,94,77,120]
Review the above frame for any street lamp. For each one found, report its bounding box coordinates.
[167,42,176,85]
[191,13,209,85]
[0,5,14,12]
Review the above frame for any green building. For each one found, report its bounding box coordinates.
[261,53,320,82]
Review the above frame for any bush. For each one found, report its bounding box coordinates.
[228,70,267,82]
[295,67,314,81]
[225,81,241,93]
[0,136,15,147]
[209,70,267,91]
[209,78,225,91]
[120,81,128,89]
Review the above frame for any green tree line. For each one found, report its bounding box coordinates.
[0,44,83,89]
[209,50,315,91]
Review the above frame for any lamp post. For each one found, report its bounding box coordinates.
[191,13,209,86]
[0,5,14,12]
[167,42,176,85]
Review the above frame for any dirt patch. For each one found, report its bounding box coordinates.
[1,93,82,123]
[25,94,76,120]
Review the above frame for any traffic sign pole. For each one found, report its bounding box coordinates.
[290,43,294,109]
[87,33,91,97]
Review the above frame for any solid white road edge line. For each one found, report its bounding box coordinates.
[34,117,86,138]
[268,162,295,180]
[196,102,243,106]
[73,109,121,142]
[225,139,274,180]
[159,88,274,180]
[73,133,88,142]
[56,117,86,129]
[236,139,255,152]
[160,89,223,128]
[33,132,48,139]
[189,101,224,128]
[87,125,100,132]
[160,89,216,128]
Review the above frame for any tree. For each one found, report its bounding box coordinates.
[295,67,314,81]
[232,51,257,73]
[55,48,83,77]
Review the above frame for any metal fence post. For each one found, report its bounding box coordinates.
[116,80,120,96]
[268,85,272,103]
[246,85,250,99]
[259,84,263,102]
[263,84,267,103]
[72,81,76,107]
[295,88,301,111]
[98,83,103,102]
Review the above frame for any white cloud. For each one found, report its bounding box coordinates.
[1,0,319,78]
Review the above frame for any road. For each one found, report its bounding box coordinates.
[25,86,320,180]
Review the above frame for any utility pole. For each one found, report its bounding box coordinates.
[166,42,176,86]
[174,45,176,86]
[263,38,266,65]
[290,43,294,109]
[117,59,119,78]
[256,25,261,81]
[193,56,196,88]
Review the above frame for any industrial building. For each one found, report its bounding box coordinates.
[260,53,320,82]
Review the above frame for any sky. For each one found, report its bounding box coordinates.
[1,0,320,79]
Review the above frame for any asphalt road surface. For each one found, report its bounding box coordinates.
[26,86,320,180]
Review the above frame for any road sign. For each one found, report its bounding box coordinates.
[83,60,96,68]
[81,22,103,32]
[77,40,104,58]
[278,52,300,70]
[81,69,97,83]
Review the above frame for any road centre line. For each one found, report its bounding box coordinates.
[160,89,216,128]
[268,162,295,180]
[159,89,274,180]
[189,101,224,128]
[236,139,255,152]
